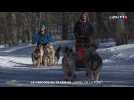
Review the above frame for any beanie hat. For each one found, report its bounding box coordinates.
[40,21,48,28]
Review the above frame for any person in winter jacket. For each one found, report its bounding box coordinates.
[74,12,95,49]
[74,12,96,68]
[32,21,54,48]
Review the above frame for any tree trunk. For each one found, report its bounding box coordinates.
[11,13,18,45]
[62,12,68,40]
[115,12,128,45]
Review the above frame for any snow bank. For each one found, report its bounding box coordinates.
[0,45,6,48]
[0,40,134,69]
[0,55,63,69]
[0,56,18,68]
[98,44,134,52]
[98,43,134,66]
[3,44,32,53]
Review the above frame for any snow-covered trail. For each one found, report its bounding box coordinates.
[0,64,134,87]
[0,40,134,87]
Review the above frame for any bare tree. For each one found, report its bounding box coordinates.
[115,12,128,45]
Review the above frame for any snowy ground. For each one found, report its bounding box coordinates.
[0,40,134,87]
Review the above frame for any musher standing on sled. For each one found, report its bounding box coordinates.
[32,21,54,48]
[74,12,96,69]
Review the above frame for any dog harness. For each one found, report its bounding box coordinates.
[76,47,86,60]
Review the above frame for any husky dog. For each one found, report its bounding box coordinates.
[46,44,56,66]
[42,44,57,66]
[85,44,103,81]
[32,46,42,68]
[32,44,46,67]
[62,47,76,81]
[39,44,45,66]
[42,45,49,66]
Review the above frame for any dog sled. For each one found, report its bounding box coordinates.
[75,47,87,71]
[62,41,102,81]
[74,39,99,71]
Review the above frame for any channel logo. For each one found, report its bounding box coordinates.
[109,16,128,24]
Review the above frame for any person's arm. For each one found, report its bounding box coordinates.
[89,23,95,36]
[43,33,52,45]
[74,22,80,39]
[48,32,55,43]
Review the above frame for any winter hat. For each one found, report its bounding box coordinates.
[40,21,48,28]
